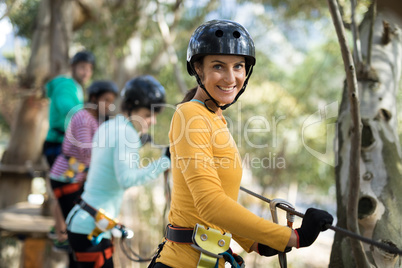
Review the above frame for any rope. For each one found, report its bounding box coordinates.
[162,170,171,234]
[119,237,153,262]
[240,186,402,255]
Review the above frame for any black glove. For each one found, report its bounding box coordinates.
[295,208,333,248]
[223,248,244,266]
[258,243,292,257]
[164,146,171,159]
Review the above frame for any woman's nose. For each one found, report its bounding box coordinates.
[224,69,236,84]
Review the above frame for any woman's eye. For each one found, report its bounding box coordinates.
[234,64,244,70]
[213,65,222,70]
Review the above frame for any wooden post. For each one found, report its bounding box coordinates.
[22,238,46,268]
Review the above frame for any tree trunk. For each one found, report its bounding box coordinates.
[0,96,49,209]
[0,0,74,210]
[330,9,402,267]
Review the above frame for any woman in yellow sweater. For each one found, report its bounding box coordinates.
[149,19,333,268]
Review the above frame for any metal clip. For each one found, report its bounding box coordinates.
[270,198,295,268]
[192,224,231,267]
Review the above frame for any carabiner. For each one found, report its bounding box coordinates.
[270,199,295,268]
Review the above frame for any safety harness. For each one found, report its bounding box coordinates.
[52,155,87,199]
[67,199,115,268]
[74,246,114,268]
[76,199,125,245]
[63,155,88,180]
[53,182,82,199]
[71,199,151,266]
[163,224,244,268]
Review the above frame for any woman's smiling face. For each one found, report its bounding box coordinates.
[196,54,246,106]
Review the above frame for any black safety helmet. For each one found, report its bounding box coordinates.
[187,19,256,111]
[87,80,119,101]
[70,50,96,67]
[187,19,255,75]
[121,75,166,113]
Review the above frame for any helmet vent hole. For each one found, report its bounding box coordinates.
[233,31,241,38]
[215,30,224,37]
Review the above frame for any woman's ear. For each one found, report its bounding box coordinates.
[194,62,203,79]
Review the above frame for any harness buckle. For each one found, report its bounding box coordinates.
[64,156,88,180]
[87,208,119,243]
[191,224,231,268]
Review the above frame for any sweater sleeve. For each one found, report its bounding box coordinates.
[232,234,255,253]
[53,81,82,129]
[68,112,93,166]
[113,124,170,189]
[171,108,291,252]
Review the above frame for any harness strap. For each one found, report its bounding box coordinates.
[74,246,113,268]
[165,224,243,268]
[53,183,82,199]
[165,224,193,244]
[78,199,97,217]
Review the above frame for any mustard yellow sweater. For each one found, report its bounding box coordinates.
[157,101,291,267]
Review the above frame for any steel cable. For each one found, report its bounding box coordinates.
[240,186,402,255]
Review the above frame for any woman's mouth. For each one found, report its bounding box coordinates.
[218,86,235,92]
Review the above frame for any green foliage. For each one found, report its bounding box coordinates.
[223,23,344,192]
[90,0,344,194]
[6,0,40,40]
[3,0,349,195]
[4,0,372,193]
[237,0,328,20]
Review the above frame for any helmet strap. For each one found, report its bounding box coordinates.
[194,65,254,112]
[195,75,222,113]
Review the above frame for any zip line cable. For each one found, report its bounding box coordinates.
[240,186,402,255]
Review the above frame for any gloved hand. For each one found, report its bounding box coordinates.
[164,146,171,159]
[258,243,292,257]
[295,208,333,248]
[223,248,245,267]
[231,253,244,266]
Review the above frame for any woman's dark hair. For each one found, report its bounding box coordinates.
[179,56,203,104]
[180,87,198,104]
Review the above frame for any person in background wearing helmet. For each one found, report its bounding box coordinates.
[66,75,170,268]
[48,81,118,256]
[43,50,95,167]
[149,20,333,268]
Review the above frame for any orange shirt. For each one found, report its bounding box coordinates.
[157,101,291,267]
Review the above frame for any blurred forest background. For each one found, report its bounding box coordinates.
[0,0,401,267]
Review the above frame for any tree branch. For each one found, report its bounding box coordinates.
[351,0,363,68]
[336,0,352,30]
[156,0,187,95]
[327,0,370,267]
[366,0,377,68]
[0,0,20,21]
